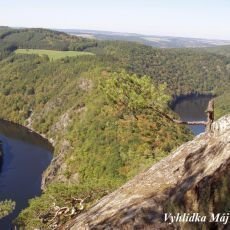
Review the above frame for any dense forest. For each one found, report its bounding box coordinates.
[0,27,229,228]
[202,45,230,57]
[85,41,230,97]
[0,26,97,51]
[1,26,229,99]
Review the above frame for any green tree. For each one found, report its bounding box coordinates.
[0,200,16,219]
[101,71,170,118]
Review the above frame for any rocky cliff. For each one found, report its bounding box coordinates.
[66,115,230,230]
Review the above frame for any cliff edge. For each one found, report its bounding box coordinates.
[67,115,230,230]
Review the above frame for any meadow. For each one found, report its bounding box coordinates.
[15,49,94,60]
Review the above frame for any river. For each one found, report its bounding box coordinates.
[0,120,52,229]
[0,95,212,228]
[172,95,213,135]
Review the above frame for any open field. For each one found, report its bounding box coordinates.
[15,49,94,60]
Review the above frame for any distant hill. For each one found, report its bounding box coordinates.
[202,45,230,57]
[60,29,230,48]
[0,27,97,52]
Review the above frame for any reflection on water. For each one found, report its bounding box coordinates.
[0,120,52,229]
[173,95,213,135]
[0,120,53,151]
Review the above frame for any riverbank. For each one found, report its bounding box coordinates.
[0,118,54,152]
[0,120,52,229]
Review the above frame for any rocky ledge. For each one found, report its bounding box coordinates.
[66,115,230,230]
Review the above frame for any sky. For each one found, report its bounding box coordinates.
[1,0,230,40]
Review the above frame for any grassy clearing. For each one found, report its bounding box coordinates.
[15,49,94,60]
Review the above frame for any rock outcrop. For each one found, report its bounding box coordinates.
[66,115,230,230]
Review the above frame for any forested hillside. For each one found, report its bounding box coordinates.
[86,41,230,97]
[1,27,230,100]
[0,26,97,59]
[87,41,230,116]
[0,27,229,228]
[0,53,190,228]
[203,45,230,57]
[201,45,230,116]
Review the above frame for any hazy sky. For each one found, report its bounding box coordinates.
[1,0,230,39]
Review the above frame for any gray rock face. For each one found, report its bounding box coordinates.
[67,115,230,230]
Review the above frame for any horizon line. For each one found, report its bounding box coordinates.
[2,25,230,42]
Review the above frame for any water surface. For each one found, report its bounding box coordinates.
[173,95,213,135]
[0,120,52,229]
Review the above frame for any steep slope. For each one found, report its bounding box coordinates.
[88,41,230,97]
[2,58,189,228]
[216,92,230,118]
[68,115,230,230]
[0,27,229,227]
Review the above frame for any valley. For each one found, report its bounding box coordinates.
[0,27,229,229]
